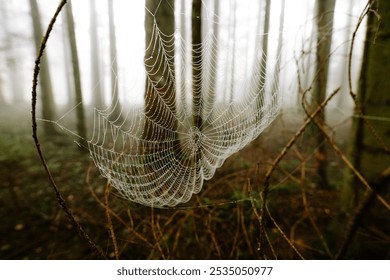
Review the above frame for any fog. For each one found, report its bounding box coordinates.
[0,0,367,112]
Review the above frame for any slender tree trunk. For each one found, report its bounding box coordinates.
[345,0,390,207]
[300,0,316,106]
[108,0,122,120]
[311,0,336,189]
[259,0,270,89]
[190,0,203,188]
[228,0,237,104]
[192,0,203,129]
[191,0,203,129]
[342,8,373,211]
[205,0,219,117]
[29,0,56,134]
[65,1,87,140]
[144,0,177,142]
[90,0,104,109]
[180,0,187,110]
[271,0,285,92]
[61,11,74,109]
[256,0,271,119]
[337,0,354,108]
[0,2,17,105]
[143,0,179,197]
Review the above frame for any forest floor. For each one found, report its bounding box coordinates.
[0,104,389,259]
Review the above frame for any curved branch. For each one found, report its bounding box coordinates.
[31,0,106,259]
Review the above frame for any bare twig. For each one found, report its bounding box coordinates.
[259,88,340,255]
[31,0,106,259]
[86,165,153,248]
[248,178,264,258]
[347,1,389,153]
[149,207,166,259]
[104,183,119,259]
[336,168,390,259]
[294,148,333,258]
[266,206,305,260]
[305,111,390,257]
[313,119,389,211]
[240,182,256,257]
[336,189,373,259]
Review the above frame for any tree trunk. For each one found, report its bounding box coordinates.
[143,0,179,198]
[259,0,270,89]
[311,0,336,189]
[61,11,74,109]
[228,0,237,104]
[180,0,187,110]
[271,0,285,91]
[65,1,87,140]
[192,0,203,129]
[300,0,316,105]
[202,0,219,119]
[143,0,177,142]
[345,0,390,207]
[29,0,56,134]
[256,0,271,120]
[0,3,13,105]
[108,0,122,121]
[90,0,104,109]
[205,0,219,116]
[337,0,354,109]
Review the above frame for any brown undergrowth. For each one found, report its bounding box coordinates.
[1,105,388,259]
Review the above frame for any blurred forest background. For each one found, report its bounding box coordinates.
[0,0,389,259]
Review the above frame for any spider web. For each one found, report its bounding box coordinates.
[87,0,280,207]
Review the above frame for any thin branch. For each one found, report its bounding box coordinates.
[336,189,373,259]
[294,148,333,258]
[336,168,390,259]
[312,118,390,211]
[248,178,264,258]
[266,206,305,260]
[347,1,389,152]
[259,88,341,254]
[31,0,106,259]
[104,183,119,259]
[307,116,389,257]
[86,165,153,248]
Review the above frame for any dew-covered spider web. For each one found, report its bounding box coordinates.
[86,0,280,207]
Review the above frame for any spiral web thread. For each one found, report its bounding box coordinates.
[88,0,280,207]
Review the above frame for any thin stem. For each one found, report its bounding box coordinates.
[31,0,106,259]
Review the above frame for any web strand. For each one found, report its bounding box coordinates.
[86,1,280,208]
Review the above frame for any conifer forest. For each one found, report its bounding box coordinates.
[0,0,389,259]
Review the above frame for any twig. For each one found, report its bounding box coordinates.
[336,168,390,259]
[240,182,256,257]
[207,211,223,258]
[259,88,340,255]
[150,207,166,259]
[347,1,389,152]
[31,0,106,259]
[266,206,305,260]
[86,165,152,248]
[294,148,333,258]
[228,198,241,258]
[305,113,390,257]
[248,178,264,258]
[104,183,119,259]
[336,189,373,259]
[312,119,389,211]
